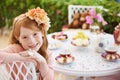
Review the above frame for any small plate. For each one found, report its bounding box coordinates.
[101,52,120,61]
[48,43,61,50]
[48,43,62,50]
[55,54,75,64]
[52,32,68,41]
[71,39,90,47]
[48,39,62,50]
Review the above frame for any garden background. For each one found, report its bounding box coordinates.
[0,0,120,35]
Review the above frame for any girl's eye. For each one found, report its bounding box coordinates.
[33,33,37,36]
[22,36,27,39]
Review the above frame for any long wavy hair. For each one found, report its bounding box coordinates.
[9,14,48,61]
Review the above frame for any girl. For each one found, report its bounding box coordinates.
[0,7,54,80]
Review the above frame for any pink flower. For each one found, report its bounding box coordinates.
[86,8,107,26]
[86,16,93,24]
[96,13,103,22]
[89,8,96,18]
[102,21,107,26]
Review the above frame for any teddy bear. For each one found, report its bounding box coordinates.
[62,12,90,31]
[68,12,90,29]
[80,12,90,29]
[68,12,81,29]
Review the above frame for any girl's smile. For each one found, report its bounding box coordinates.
[19,27,43,51]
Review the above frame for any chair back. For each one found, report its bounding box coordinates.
[0,61,37,80]
[68,5,103,24]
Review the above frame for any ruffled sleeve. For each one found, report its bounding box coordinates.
[0,44,24,64]
[41,51,54,80]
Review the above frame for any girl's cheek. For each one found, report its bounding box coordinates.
[39,38,43,44]
[36,37,41,42]
[23,40,29,44]
[21,41,28,47]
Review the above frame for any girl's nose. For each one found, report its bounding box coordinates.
[28,36,36,44]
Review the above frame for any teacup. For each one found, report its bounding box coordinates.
[105,46,118,54]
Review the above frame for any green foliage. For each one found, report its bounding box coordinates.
[100,0,120,34]
[0,0,120,34]
[102,10,120,33]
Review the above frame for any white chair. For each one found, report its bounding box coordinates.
[68,5,103,24]
[0,61,37,80]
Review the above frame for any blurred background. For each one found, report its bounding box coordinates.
[0,0,120,36]
[0,0,120,79]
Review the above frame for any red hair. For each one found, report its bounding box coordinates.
[9,14,48,61]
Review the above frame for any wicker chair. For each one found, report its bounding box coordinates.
[68,5,103,24]
[0,61,37,80]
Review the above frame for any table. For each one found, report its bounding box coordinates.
[47,29,120,80]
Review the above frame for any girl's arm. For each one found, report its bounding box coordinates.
[0,44,35,64]
[31,50,54,80]
[0,52,33,64]
[38,52,54,80]
[0,44,22,64]
[0,52,24,64]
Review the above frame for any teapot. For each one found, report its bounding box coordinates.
[93,34,109,53]
[113,23,120,45]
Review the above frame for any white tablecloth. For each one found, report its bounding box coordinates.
[48,29,120,77]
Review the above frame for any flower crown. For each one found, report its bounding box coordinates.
[25,7,50,31]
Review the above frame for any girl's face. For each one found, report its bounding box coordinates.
[19,27,43,51]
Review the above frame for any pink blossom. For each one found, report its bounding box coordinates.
[102,21,107,26]
[85,8,107,26]
[86,16,93,24]
[96,13,103,22]
[89,8,96,18]
[60,31,64,35]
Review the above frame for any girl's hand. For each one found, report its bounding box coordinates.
[3,53,35,64]
[19,50,39,66]
[26,50,49,77]
[19,49,49,76]
[27,49,46,63]
[19,50,46,68]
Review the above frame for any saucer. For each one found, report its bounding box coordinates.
[55,54,75,64]
[71,39,90,47]
[101,52,120,61]
[48,43,61,50]
[104,46,118,54]
[51,32,68,41]
[48,40,62,50]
